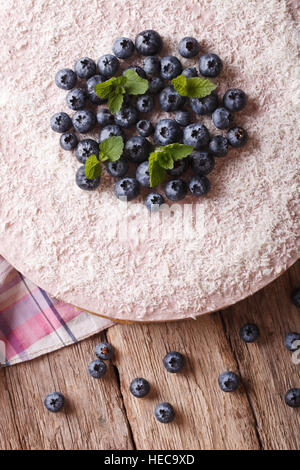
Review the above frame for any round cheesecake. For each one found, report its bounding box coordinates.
[0,0,299,321]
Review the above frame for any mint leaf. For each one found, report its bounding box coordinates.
[123,69,149,95]
[108,93,124,114]
[94,79,114,98]
[163,143,193,161]
[149,153,166,188]
[157,150,174,170]
[172,74,188,96]
[186,77,216,98]
[85,154,102,179]
[100,136,124,162]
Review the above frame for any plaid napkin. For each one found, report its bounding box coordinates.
[0,256,113,366]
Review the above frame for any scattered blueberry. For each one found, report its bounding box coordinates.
[50,112,72,133]
[76,165,100,191]
[72,109,96,134]
[164,179,187,201]
[99,124,125,143]
[240,324,260,343]
[199,53,223,77]
[154,402,175,423]
[226,126,248,148]
[209,135,228,157]
[97,54,119,78]
[148,76,164,94]
[284,332,300,352]
[136,119,153,137]
[136,161,150,188]
[66,88,86,110]
[223,88,247,112]
[113,37,135,59]
[291,288,300,308]
[114,105,139,128]
[55,68,77,90]
[160,56,182,80]
[167,158,189,177]
[143,56,161,75]
[163,351,185,373]
[60,132,78,151]
[159,86,186,112]
[125,136,151,163]
[136,94,155,113]
[88,359,107,378]
[106,158,129,178]
[284,388,300,408]
[130,378,150,398]
[96,108,114,127]
[218,371,240,392]
[212,107,232,129]
[95,342,114,360]
[44,392,65,413]
[154,119,182,146]
[183,123,210,149]
[74,57,96,79]
[135,30,162,56]
[190,151,215,175]
[182,67,198,78]
[178,37,199,58]
[75,138,99,164]
[114,177,140,201]
[123,65,147,79]
[86,75,106,104]
[189,90,218,115]
[189,175,210,197]
[175,110,191,127]
[145,192,165,212]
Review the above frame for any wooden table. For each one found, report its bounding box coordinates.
[0,261,299,450]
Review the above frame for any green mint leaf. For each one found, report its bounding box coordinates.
[85,154,102,179]
[123,69,149,95]
[94,76,127,99]
[156,150,174,170]
[149,152,166,188]
[163,143,194,161]
[100,136,124,162]
[186,77,216,98]
[108,92,124,114]
[171,74,188,96]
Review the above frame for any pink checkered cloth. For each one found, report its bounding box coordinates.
[0,256,113,366]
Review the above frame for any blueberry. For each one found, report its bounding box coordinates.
[96,108,114,127]
[291,288,300,308]
[97,54,119,78]
[163,351,185,373]
[143,56,161,75]
[136,119,153,137]
[86,75,106,104]
[72,109,96,134]
[154,402,175,423]
[130,378,150,398]
[189,175,210,197]
[145,192,165,212]
[114,105,138,128]
[114,177,140,201]
[88,359,107,378]
[218,371,240,392]
[178,36,199,58]
[183,123,210,149]
[75,138,99,164]
[212,107,232,130]
[106,158,129,178]
[125,136,151,163]
[66,88,86,110]
[123,65,147,79]
[189,90,218,115]
[136,94,155,113]
[154,119,182,146]
[44,392,65,413]
[164,179,187,201]
[159,86,186,112]
[95,341,114,360]
[209,135,228,157]
[240,324,260,343]
[55,68,77,90]
[284,332,300,351]
[160,56,182,80]
[113,37,135,59]
[199,53,222,77]
[99,124,125,143]
[76,165,100,191]
[148,76,164,94]
[74,57,96,79]
[190,151,215,175]
[135,30,162,56]
[182,67,198,78]
[226,127,248,148]
[60,132,78,151]
[167,158,189,177]
[50,112,72,133]
[223,88,247,112]
[284,388,300,408]
[175,110,191,127]
[136,161,150,188]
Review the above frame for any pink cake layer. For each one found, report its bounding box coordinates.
[0,0,299,321]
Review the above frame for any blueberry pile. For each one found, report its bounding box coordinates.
[51,30,249,211]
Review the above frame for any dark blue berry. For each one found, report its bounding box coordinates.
[160,56,182,80]
[96,108,114,127]
[209,135,228,157]
[76,165,100,191]
[86,75,106,104]
[136,161,150,188]
[240,324,260,343]
[226,127,248,148]
[106,158,128,178]
[155,402,175,423]
[189,90,218,115]
[135,30,162,56]
[148,76,164,94]
[130,378,150,398]
[55,68,77,90]
[190,151,215,175]
[212,107,232,129]
[97,54,119,78]
[66,88,86,110]
[178,37,199,58]
[163,351,185,373]
[189,175,210,197]
[183,123,210,149]
[113,37,135,59]
[114,105,138,128]
[72,109,96,134]
[175,110,191,127]
[74,57,96,79]
[50,112,72,133]
[114,177,140,201]
[145,192,165,212]
[165,179,187,202]
[95,342,114,360]
[223,88,247,112]
[285,388,300,408]
[136,119,153,137]
[136,94,155,113]
[123,65,147,79]
[218,371,240,392]
[284,332,300,352]
[167,158,189,177]
[125,136,151,163]
[199,53,222,77]
[60,132,78,151]
[159,86,186,112]
[88,359,107,378]
[291,288,300,308]
[182,67,198,78]
[99,124,125,143]
[44,392,65,413]
[75,138,99,164]
[154,119,182,146]
[143,56,161,75]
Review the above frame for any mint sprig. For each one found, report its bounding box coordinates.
[172,74,216,99]
[94,70,148,114]
[85,136,124,179]
[148,143,193,188]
